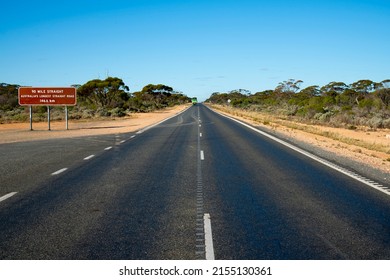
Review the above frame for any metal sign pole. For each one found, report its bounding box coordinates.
[29,106,33,131]
[47,106,51,131]
[65,106,68,130]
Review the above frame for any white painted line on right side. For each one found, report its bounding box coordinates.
[204,213,215,260]
[0,192,18,203]
[212,109,390,196]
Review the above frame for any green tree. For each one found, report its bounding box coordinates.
[375,88,390,108]
[320,82,348,97]
[77,77,130,108]
[349,80,377,106]
[274,79,303,99]
[129,84,182,112]
[0,83,19,110]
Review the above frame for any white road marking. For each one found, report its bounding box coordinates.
[204,213,215,260]
[0,192,17,203]
[104,146,113,150]
[51,168,68,176]
[130,135,136,138]
[212,108,390,196]
[83,155,95,160]
[200,150,205,160]
[120,140,126,144]
[200,133,202,137]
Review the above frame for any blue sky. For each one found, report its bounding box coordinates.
[1,0,389,101]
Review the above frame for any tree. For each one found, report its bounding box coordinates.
[381,79,390,88]
[77,77,130,108]
[0,83,19,110]
[205,92,230,104]
[375,88,390,108]
[253,90,274,100]
[320,82,348,97]
[299,85,321,97]
[350,80,376,105]
[274,79,303,98]
[141,84,173,96]
[129,84,180,111]
[229,89,251,96]
[350,80,376,93]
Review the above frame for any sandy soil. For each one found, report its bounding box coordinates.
[0,105,189,144]
[210,105,390,174]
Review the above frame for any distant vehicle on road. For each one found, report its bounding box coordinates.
[191,97,198,105]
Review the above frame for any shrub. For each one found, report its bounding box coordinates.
[109,107,127,117]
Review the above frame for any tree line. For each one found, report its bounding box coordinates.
[206,79,390,129]
[0,77,191,122]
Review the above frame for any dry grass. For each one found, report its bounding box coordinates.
[211,104,390,155]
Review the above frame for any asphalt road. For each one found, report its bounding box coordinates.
[0,104,390,260]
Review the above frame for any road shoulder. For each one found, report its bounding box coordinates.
[207,104,390,187]
[0,105,190,144]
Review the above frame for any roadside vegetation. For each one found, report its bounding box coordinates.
[206,79,390,129]
[0,77,191,123]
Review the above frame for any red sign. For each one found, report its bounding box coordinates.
[18,87,77,106]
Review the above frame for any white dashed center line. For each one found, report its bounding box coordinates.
[0,192,18,203]
[51,168,68,176]
[204,213,215,260]
[83,155,95,160]
[200,150,205,161]
[104,146,113,151]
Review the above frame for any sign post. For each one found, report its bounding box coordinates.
[65,106,69,130]
[18,87,77,130]
[47,106,51,131]
[29,106,33,131]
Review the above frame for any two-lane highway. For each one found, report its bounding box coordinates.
[1,104,390,259]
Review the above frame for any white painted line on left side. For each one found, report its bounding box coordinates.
[204,213,215,260]
[51,168,68,176]
[0,192,17,203]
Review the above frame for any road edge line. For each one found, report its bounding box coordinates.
[209,107,390,196]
